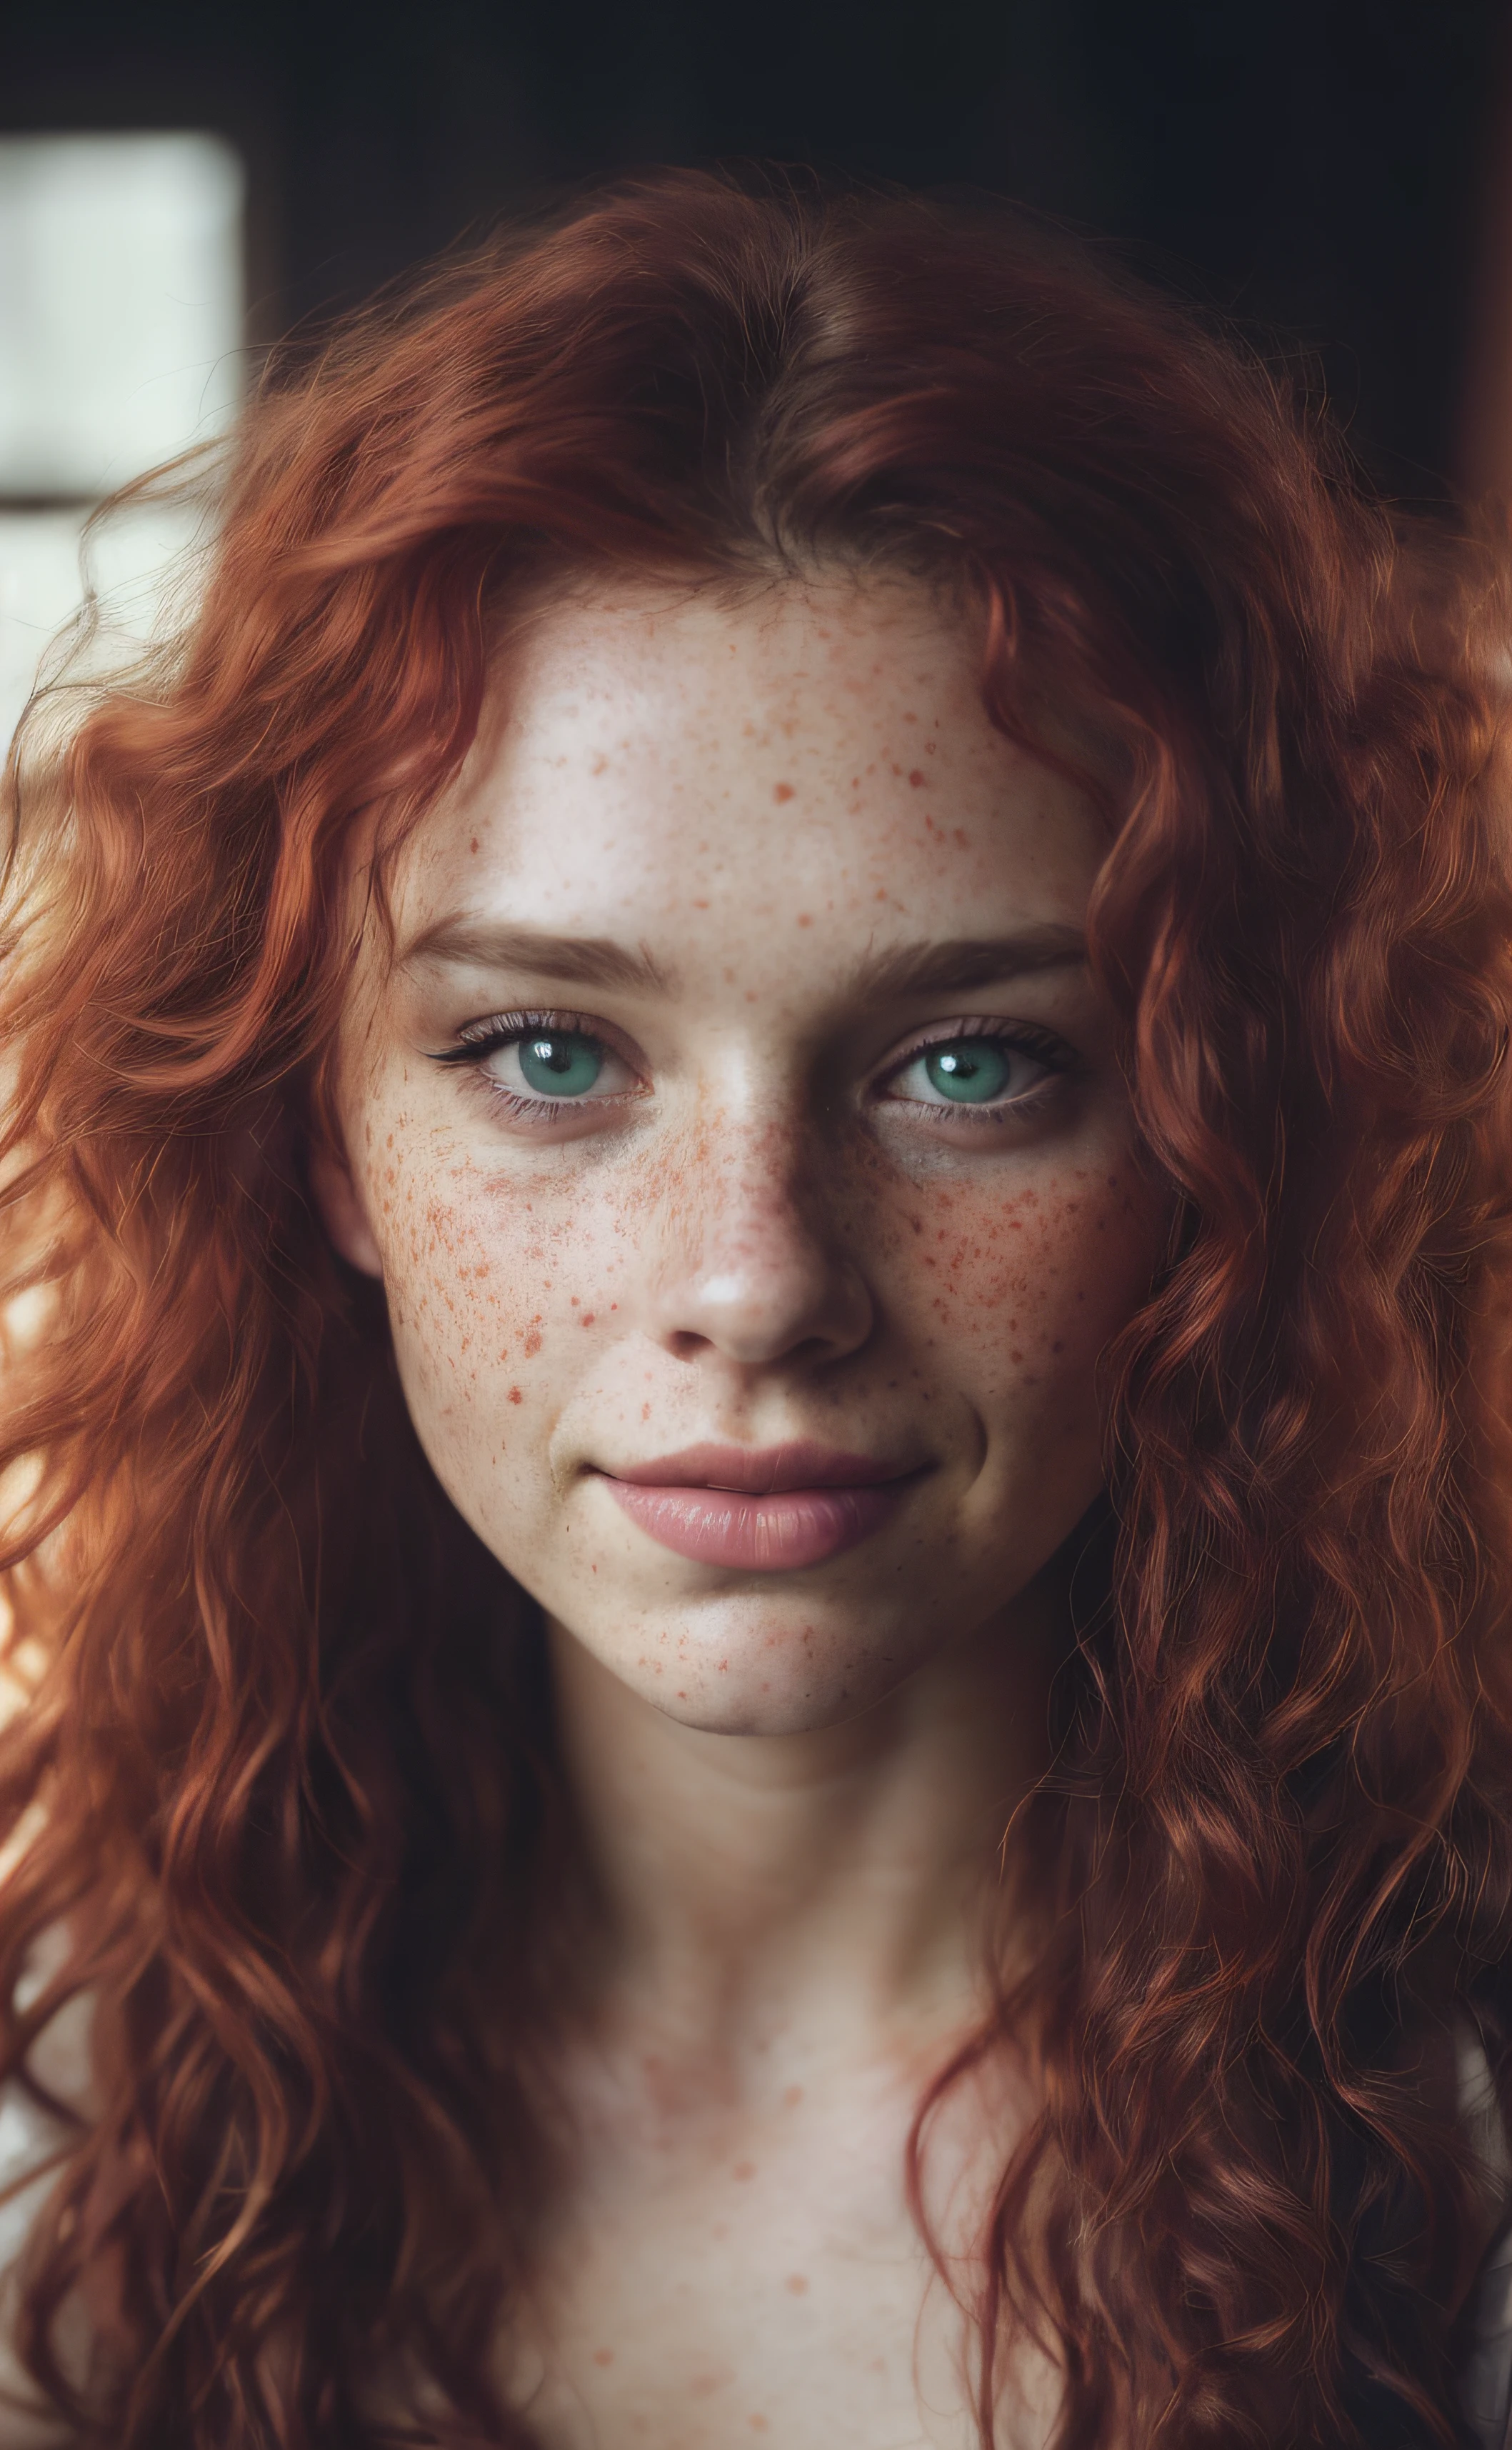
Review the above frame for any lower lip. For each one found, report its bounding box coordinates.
[601,1478,910,1570]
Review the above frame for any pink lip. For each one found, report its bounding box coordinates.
[599,1443,923,1571]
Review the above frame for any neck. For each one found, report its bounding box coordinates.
[546,1576,1062,2089]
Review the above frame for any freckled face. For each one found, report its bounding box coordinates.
[324,578,1166,1735]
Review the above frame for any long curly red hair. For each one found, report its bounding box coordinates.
[1,169,1510,2449]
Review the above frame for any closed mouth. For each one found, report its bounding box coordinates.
[601,1441,923,1495]
[595,1444,928,1571]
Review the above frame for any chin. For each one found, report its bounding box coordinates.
[647,1682,881,1738]
[594,1602,917,1737]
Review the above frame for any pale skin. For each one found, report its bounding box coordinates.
[312,572,1171,2449]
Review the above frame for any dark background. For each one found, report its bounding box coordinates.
[4,0,1509,500]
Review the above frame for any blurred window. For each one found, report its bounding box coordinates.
[0,132,245,747]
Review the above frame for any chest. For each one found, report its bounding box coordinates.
[500,2063,1059,2450]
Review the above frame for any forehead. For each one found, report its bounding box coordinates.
[391,576,1105,949]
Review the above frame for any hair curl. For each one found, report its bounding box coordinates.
[0,168,1509,2449]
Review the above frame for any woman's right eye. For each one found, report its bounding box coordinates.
[434,1016,639,1114]
[501,1028,614,1099]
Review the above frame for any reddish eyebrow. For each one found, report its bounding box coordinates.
[396,919,669,994]
[397,916,1086,1001]
[854,929,1087,999]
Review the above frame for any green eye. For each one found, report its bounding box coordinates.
[921,1041,1012,1103]
[517,1032,606,1097]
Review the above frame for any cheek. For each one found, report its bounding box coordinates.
[367,1121,646,1499]
[881,1158,1161,1391]
[366,1130,619,1438]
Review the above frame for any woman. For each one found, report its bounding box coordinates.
[0,168,1508,2449]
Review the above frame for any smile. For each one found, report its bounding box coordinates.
[597,1443,924,1571]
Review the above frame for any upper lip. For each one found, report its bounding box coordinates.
[601,1442,924,1494]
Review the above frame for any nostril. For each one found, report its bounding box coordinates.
[664,1322,860,1372]
[665,1329,712,1364]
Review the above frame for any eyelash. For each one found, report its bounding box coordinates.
[432,1008,1078,1127]
[881,1015,1075,1127]
[431,1009,634,1122]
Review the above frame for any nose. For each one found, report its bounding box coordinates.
[646,1116,874,1371]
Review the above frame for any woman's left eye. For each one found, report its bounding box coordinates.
[883,1031,1063,1113]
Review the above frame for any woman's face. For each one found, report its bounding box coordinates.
[322,576,1166,1736]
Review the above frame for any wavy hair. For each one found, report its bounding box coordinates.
[0,169,1510,2449]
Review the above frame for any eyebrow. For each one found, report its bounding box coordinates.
[396,916,1086,1000]
[855,928,1087,999]
[397,918,670,994]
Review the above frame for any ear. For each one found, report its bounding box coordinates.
[308,1143,385,1280]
